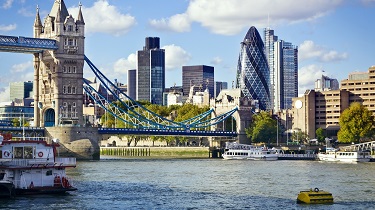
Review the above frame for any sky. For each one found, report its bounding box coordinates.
[0,0,374,102]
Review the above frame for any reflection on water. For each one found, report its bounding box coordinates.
[2,158,375,209]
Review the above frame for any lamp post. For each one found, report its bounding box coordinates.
[276,116,279,146]
[21,109,25,140]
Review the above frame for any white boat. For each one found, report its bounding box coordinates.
[222,142,278,161]
[317,147,371,163]
[0,135,77,197]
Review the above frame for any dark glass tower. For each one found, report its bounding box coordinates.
[182,65,214,98]
[137,37,165,105]
[235,26,271,110]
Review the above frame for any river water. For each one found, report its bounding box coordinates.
[1,158,375,209]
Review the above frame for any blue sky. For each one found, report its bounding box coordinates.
[0,0,374,102]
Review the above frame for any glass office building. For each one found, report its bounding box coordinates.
[137,37,165,105]
[182,65,214,98]
[235,26,271,110]
[264,28,298,112]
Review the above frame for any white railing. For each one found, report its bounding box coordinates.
[55,157,76,166]
[0,158,76,167]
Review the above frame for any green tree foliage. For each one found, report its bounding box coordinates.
[12,118,30,127]
[290,129,308,144]
[337,102,374,143]
[245,111,279,144]
[315,128,326,143]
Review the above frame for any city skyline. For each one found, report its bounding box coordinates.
[0,0,374,102]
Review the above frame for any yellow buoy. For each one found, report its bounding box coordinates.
[297,188,334,204]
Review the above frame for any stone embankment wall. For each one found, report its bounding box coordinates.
[101,146,211,158]
[45,127,100,160]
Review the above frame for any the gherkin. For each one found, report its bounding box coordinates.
[235,26,271,110]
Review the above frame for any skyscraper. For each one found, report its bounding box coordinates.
[127,69,136,100]
[264,28,298,112]
[10,81,33,101]
[235,26,271,110]
[315,75,339,92]
[214,81,228,98]
[136,37,165,105]
[182,65,214,99]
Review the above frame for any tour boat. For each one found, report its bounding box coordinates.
[222,142,278,160]
[0,135,77,197]
[317,147,371,163]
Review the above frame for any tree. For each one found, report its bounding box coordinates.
[337,102,374,143]
[245,111,279,144]
[315,128,326,143]
[290,129,308,144]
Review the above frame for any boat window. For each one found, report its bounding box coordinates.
[24,146,34,159]
[14,147,24,159]
[0,173,5,180]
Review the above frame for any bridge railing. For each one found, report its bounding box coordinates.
[0,35,57,49]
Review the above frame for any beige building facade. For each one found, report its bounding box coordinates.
[292,66,375,139]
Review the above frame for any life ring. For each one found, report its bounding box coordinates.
[314,188,319,192]
[3,151,10,157]
[38,151,44,157]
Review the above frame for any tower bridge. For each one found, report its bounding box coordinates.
[0,0,253,159]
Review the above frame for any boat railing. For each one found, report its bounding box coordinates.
[11,137,51,143]
[278,154,317,158]
[55,157,76,166]
[0,157,76,167]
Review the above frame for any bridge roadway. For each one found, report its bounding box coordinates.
[0,126,237,137]
[98,128,237,137]
[0,35,58,53]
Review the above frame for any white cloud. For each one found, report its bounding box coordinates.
[10,61,32,73]
[149,13,191,32]
[298,64,325,94]
[0,87,10,102]
[113,53,137,76]
[69,0,136,36]
[210,57,222,65]
[162,44,191,71]
[299,40,348,62]
[18,8,35,17]
[0,24,17,32]
[151,0,343,35]
[2,0,13,9]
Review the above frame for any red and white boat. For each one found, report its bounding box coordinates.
[0,135,77,197]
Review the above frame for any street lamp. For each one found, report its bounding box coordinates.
[21,109,25,140]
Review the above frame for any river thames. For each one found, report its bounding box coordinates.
[1,158,375,209]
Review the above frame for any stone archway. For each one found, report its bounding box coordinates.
[44,108,55,127]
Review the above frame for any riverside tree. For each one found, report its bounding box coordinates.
[315,128,326,143]
[337,102,374,143]
[245,111,278,144]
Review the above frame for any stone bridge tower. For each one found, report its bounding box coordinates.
[33,0,85,127]
[210,89,253,146]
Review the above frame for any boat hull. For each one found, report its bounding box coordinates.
[15,186,77,196]
[0,181,15,198]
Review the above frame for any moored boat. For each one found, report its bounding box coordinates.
[222,142,278,160]
[0,135,77,197]
[317,147,371,163]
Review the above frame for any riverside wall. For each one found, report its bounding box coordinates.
[45,127,100,160]
[101,146,213,158]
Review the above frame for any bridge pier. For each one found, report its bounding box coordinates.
[45,127,100,160]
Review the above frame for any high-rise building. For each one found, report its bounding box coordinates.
[10,81,33,101]
[315,75,339,92]
[136,37,165,105]
[235,26,271,110]
[264,28,298,112]
[214,81,228,98]
[182,65,214,99]
[127,69,136,100]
